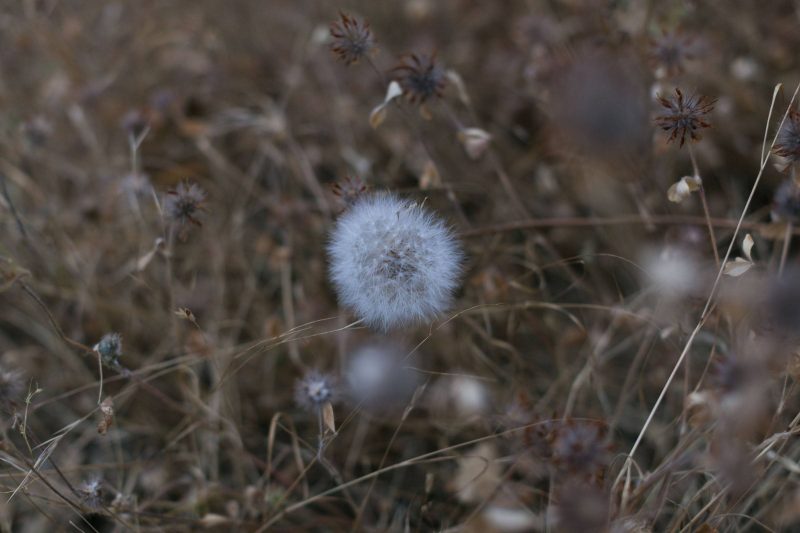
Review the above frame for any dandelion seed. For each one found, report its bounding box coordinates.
[773,109,800,170]
[329,12,375,66]
[164,181,206,238]
[294,370,337,412]
[655,88,715,147]
[393,53,447,105]
[93,333,122,368]
[79,477,104,512]
[328,193,463,330]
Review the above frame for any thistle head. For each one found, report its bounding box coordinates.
[164,181,206,238]
[294,370,337,412]
[773,109,800,170]
[328,193,463,330]
[392,53,447,105]
[655,88,715,147]
[329,12,376,66]
[93,333,122,369]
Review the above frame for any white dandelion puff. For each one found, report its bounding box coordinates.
[345,342,418,410]
[328,193,463,330]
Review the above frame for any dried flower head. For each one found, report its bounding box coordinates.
[773,177,800,223]
[650,30,697,76]
[655,88,715,147]
[773,109,800,170]
[164,181,206,237]
[328,193,463,330]
[329,12,375,66]
[393,53,447,104]
[79,477,104,512]
[331,175,368,209]
[295,370,337,411]
[93,333,122,368]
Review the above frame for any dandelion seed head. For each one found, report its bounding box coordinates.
[328,193,463,330]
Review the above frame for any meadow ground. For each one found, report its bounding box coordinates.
[1,1,800,531]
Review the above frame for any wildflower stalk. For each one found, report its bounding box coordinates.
[615,81,800,511]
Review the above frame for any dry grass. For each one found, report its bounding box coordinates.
[1,1,800,531]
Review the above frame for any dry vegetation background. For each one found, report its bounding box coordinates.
[2,0,800,531]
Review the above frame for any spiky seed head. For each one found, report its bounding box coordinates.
[164,181,206,238]
[295,370,337,411]
[392,53,447,104]
[655,88,715,147]
[94,333,122,368]
[649,30,697,76]
[329,12,375,66]
[328,193,463,330]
